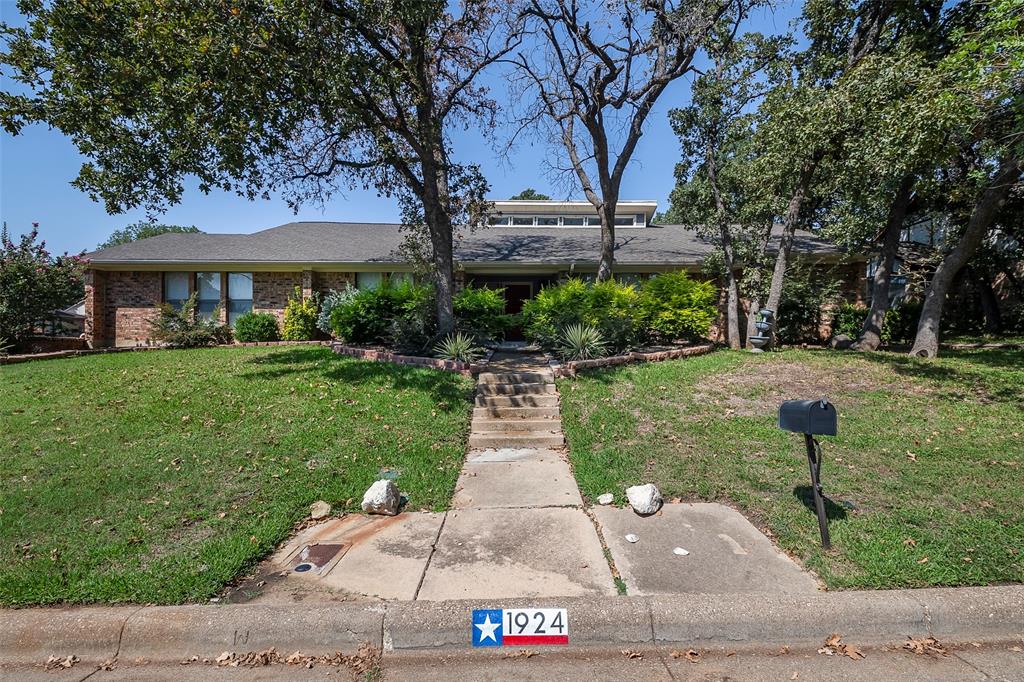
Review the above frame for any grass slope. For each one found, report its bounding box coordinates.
[0,346,473,606]
[559,348,1023,589]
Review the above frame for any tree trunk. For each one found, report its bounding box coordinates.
[853,175,915,351]
[429,214,456,336]
[765,156,820,344]
[975,267,1003,333]
[910,153,1020,357]
[744,223,774,349]
[721,227,741,349]
[596,204,616,282]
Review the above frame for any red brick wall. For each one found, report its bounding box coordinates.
[253,272,303,324]
[104,271,162,347]
[313,271,355,296]
[84,270,108,347]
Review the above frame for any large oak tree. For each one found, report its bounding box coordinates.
[1,0,519,334]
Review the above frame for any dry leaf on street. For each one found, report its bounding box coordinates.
[621,649,643,659]
[670,649,700,662]
[503,649,537,659]
[903,636,947,657]
[818,634,865,660]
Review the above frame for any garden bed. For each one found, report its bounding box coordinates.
[330,342,492,376]
[550,343,715,376]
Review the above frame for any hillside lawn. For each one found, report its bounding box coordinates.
[559,348,1023,590]
[0,346,473,606]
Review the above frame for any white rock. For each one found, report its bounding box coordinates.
[309,500,332,520]
[597,493,614,505]
[625,533,639,543]
[625,483,663,515]
[361,479,401,516]
[673,547,690,556]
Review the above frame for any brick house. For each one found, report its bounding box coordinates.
[83,200,865,347]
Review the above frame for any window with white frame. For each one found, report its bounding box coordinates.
[485,214,645,227]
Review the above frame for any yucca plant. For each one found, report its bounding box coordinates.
[557,323,608,361]
[433,331,482,362]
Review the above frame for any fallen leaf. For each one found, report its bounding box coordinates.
[917,557,929,564]
[903,636,947,657]
[903,538,917,547]
[503,649,537,659]
[621,649,643,659]
[818,634,865,660]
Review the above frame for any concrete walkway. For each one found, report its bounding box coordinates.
[421,353,614,599]
[237,351,821,603]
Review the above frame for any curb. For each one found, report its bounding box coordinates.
[2,587,1021,666]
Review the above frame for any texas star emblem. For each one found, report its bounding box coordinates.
[472,609,503,647]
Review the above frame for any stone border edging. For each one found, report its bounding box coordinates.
[331,342,490,376]
[2,586,1020,665]
[552,343,716,377]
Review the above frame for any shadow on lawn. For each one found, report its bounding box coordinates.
[241,347,474,412]
[857,349,1024,406]
[793,486,849,522]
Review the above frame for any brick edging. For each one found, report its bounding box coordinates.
[330,343,487,377]
[552,343,716,377]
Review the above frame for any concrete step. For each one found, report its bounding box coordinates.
[477,372,554,385]
[477,383,557,396]
[472,419,562,433]
[474,394,559,408]
[473,406,561,419]
[468,433,566,449]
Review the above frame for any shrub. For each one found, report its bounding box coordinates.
[636,271,717,343]
[233,311,280,342]
[453,285,509,342]
[386,281,436,353]
[281,287,319,341]
[557,323,608,360]
[0,224,87,343]
[884,299,923,344]
[832,302,867,338]
[330,281,435,349]
[773,262,842,344]
[521,277,642,352]
[150,293,232,347]
[433,331,482,362]
[521,278,591,350]
[317,287,356,336]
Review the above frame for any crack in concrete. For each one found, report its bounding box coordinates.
[951,650,994,679]
[412,511,448,601]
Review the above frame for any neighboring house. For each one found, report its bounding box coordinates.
[83,200,864,347]
[39,299,86,336]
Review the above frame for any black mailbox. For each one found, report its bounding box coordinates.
[779,397,837,549]
[779,399,837,436]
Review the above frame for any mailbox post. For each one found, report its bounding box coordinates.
[779,398,837,549]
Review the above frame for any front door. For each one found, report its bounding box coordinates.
[502,283,533,341]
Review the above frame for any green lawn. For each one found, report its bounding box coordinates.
[0,346,473,606]
[559,348,1023,590]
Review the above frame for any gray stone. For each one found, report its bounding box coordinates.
[362,479,401,516]
[597,493,614,505]
[308,500,331,520]
[625,483,662,515]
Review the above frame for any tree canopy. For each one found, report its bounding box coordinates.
[97,223,203,250]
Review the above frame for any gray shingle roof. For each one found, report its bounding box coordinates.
[86,221,850,266]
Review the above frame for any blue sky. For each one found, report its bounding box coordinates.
[0,2,801,255]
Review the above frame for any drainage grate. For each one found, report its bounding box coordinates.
[292,543,346,574]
